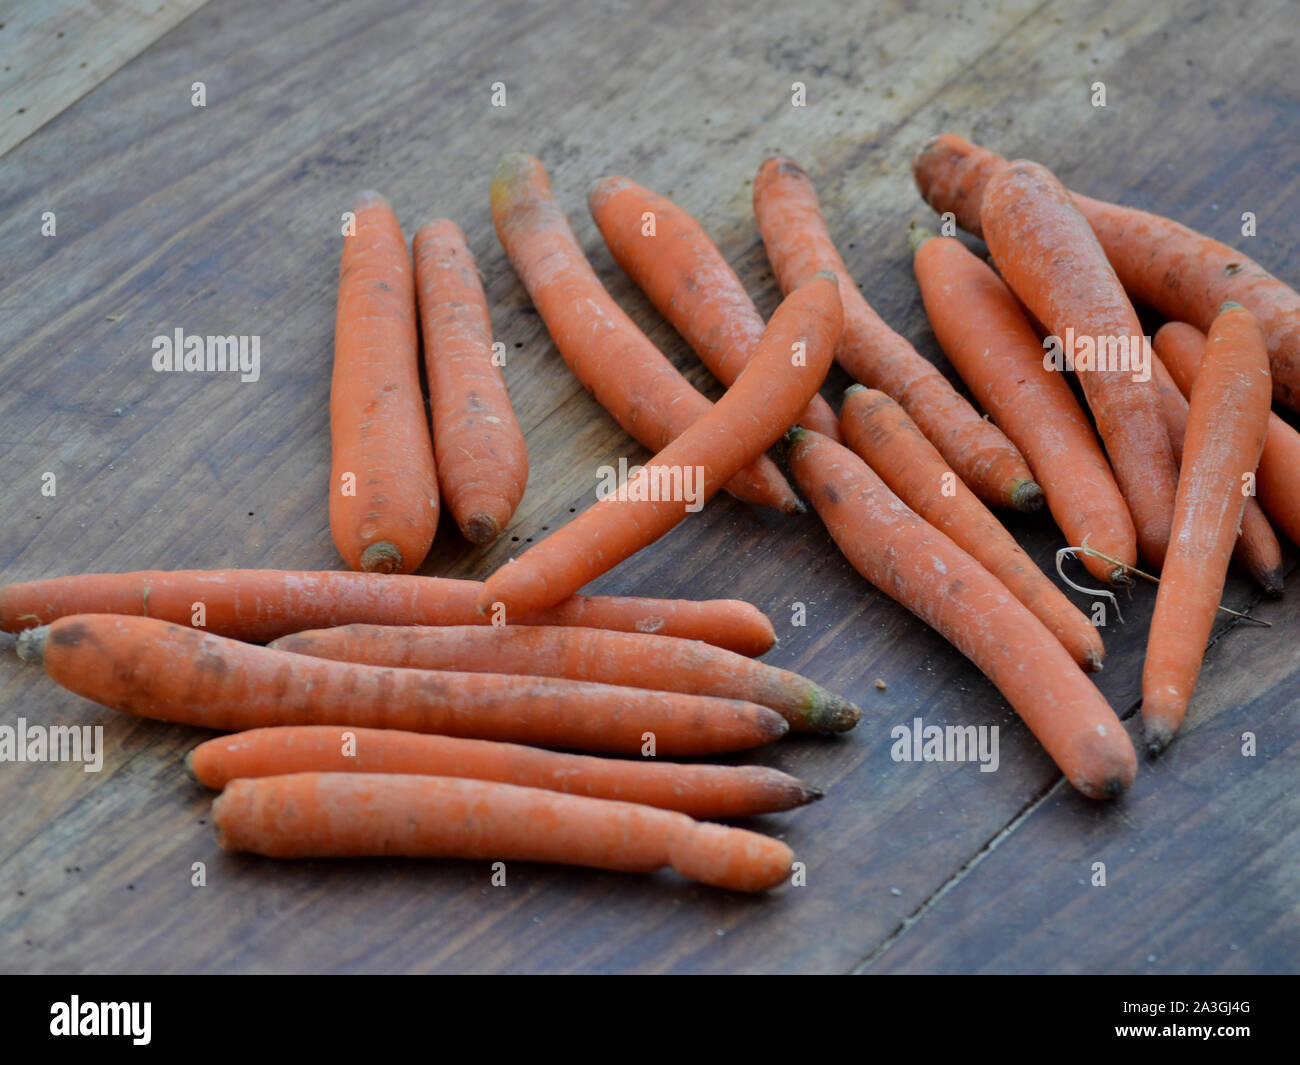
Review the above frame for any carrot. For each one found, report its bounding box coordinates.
[413,219,528,544]
[478,272,842,617]
[16,615,788,756]
[910,228,1136,585]
[188,726,822,818]
[1150,348,1283,597]
[588,175,842,440]
[840,386,1104,672]
[491,153,801,514]
[0,569,776,656]
[980,160,1179,570]
[330,191,438,574]
[787,427,1136,799]
[1156,321,1300,553]
[212,773,794,891]
[1142,305,1271,753]
[269,624,859,733]
[912,133,1300,410]
[752,156,1040,512]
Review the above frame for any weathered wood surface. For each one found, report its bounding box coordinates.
[0,0,210,158]
[0,0,1296,973]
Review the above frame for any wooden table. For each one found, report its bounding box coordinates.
[1,0,1297,974]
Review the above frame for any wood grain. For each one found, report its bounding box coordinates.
[0,0,210,158]
[0,0,1296,973]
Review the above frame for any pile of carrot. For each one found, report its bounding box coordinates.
[8,132,1298,893]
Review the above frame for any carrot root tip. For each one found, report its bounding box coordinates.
[462,514,501,545]
[183,749,198,782]
[1103,776,1128,799]
[1085,651,1104,674]
[1009,479,1045,513]
[1259,568,1285,599]
[14,625,47,664]
[360,542,404,574]
[1144,721,1175,758]
[907,224,939,254]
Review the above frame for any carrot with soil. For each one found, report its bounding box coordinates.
[980,160,1179,570]
[752,155,1039,512]
[588,174,841,439]
[330,190,438,574]
[1150,348,1283,596]
[910,227,1136,584]
[15,615,788,756]
[188,726,822,818]
[414,219,527,544]
[1156,320,1300,553]
[912,132,1300,410]
[212,773,794,892]
[491,152,801,513]
[787,427,1137,799]
[269,623,859,733]
[0,569,777,656]
[1142,305,1272,754]
[477,272,842,617]
[840,385,1104,672]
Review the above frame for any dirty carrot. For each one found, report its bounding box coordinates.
[330,190,438,574]
[212,773,795,892]
[478,272,842,617]
[16,615,788,756]
[188,726,823,818]
[491,152,801,513]
[787,427,1137,799]
[269,624,859,733]
[588,174,842,439]
[1155,321,1300,552]
[1150,348,1283,597]
[413,219,528,544]
[0,569,776,655]
[840,386,1105,672]
[1143,305,1271,754]
[752,155,1039,512]
[980,160,1179,569]
[910,227,1137,584]
[912,132,1300,410]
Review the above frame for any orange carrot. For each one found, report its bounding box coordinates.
[491,153,801,513]
[1142,305,1271,753]
[912,132,1300,410]
[478,272,842,617]
[840,386,1104,672]
[910,227,1136,584]
[1150,349,1283,597]
[413,219,528,544]
[188,726,822,818]
[16,615,788,756]
[980,160,1179,570]
[1156,321,1300,557]
[212,773,794,891]
[787,427,1136,799]
[0,569,776,656]
[330,191,438,574]
[269,624,859,733]
[752,156,1039,512]
[588,174,842,439]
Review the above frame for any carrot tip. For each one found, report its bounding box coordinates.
[1258,567,1285,599]
[1085,651,1104,674]
[1144,721,1175,758]
[811,269,838,284]
[184,749,198,783]
[462,514,501,545]
[843,383,867,398]
[354,189,388,208]
[14,625,47,664]
[1220,301,1244,312]
[1103,776,1128,799]
[1008,479,1044,513]
[907,224,939,254]
[360,542,404,574]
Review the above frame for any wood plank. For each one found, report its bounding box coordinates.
[0,0,210,159]
[863,588,1300,974]
[0,0,1296,973]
